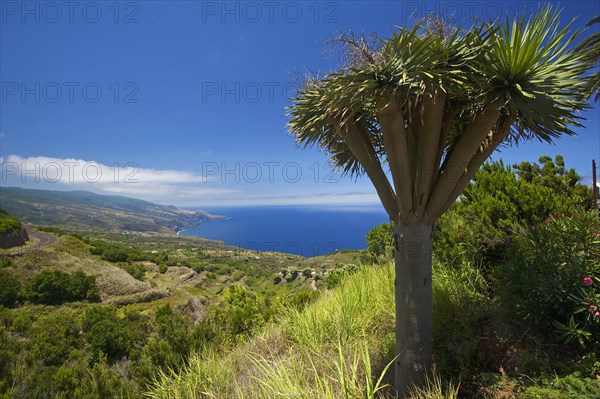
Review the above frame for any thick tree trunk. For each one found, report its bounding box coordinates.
[393,222,433,398]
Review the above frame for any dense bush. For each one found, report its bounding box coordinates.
[27,309,82,367]
[88,239,145,262]
[366,222,394,260]
[120,262,146,280]
[22,270,100,305]
[90,241,131,262]
[83,306,147,361]
[0,208,21,235]
[499,209,600,347]
[194,285,275,350]
[0,270,20,307]
[0,325,18,395]
[1,306,142,399]
[435,156,592,267]
[0,256,15,268]
[519,373,600,398]
[132,304,194,384]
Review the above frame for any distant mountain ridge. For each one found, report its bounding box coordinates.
[0,187,222,233]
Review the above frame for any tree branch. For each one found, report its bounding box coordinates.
[376,94,413,219]
[415,89,446,215]
[336,118,400,220]
[432,105,456,187]
[433,117,513,218]
[425,105,500,217]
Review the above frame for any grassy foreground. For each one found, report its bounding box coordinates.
[148,261,473,398]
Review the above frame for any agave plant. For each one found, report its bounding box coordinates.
[288,6,592,397]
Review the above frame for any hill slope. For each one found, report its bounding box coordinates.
[0,187,221,233]
[148,263,397,398]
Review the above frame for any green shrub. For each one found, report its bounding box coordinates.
[0,256,15,268]
[132,304,192,384]
[285,289,318,309]
[28,309,81,367]
[232,270,244,281]
[100,247,129,263]
[499,209,599,347]
[366,222,394,260]
[88,239,154,264]
[155,305,192,357]
[156,252,169,264]
[0,209,21,235]
[206,272,216,280]
[119,263,146,280]
[0,325,18,395]
[435,156,592,268]
[0,270,20,307]
[432,260,489,381]
[22,270,99,305]
[83,306,145,361]
[193,286,275,350]
[519,373,600,398]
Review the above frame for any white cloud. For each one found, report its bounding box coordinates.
[2,155,208,185]
[102,184,233,197]
[0,155,234,205]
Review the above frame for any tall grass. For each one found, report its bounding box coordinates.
[149,349,238,399]
[409,374,460,399]
[282,263,395,350]
[432,260,489,380]
[148,261,484,399]
[247,342,395,399]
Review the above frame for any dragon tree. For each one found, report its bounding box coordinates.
[288,7,591,397]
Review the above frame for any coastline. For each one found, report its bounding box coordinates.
[175,213,230,236]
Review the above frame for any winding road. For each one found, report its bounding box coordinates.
[27,231,58,249]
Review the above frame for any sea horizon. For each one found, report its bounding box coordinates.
[179,204,389,257]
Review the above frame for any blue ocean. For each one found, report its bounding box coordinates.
[178,206,389,257]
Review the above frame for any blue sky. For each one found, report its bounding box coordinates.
[1,0,599,208]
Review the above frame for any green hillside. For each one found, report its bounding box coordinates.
[0,187,221,233]
[0,224,363,398]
